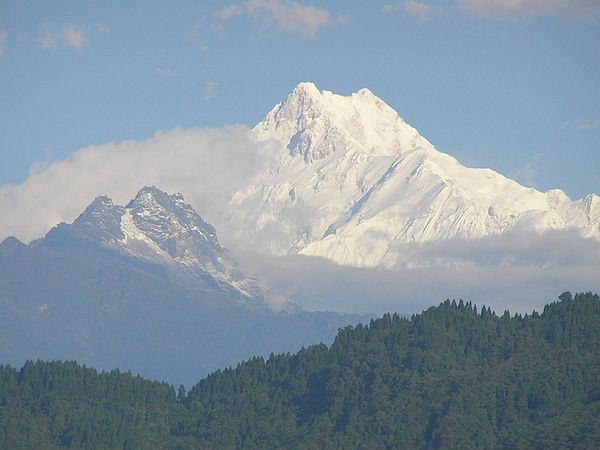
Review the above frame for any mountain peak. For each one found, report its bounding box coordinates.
[125,186,219,252]
[129,185,170,206]
[291,81,320,98]
[582,193,600,215]
[42,187,291,310]
[254,82,427,163]
[232,84,600,267]
[66,195,125,243]
[0,236,27,255]
[289,82,377,104]
[355,87,375,98]
[84,195,113,212]
[75,195,117,225]
[76,195,119,221]
[127,186,194,220]
[135,185,163,197]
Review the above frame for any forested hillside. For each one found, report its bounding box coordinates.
[2,292,599,450]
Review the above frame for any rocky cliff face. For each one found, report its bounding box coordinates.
[42,186,292,311]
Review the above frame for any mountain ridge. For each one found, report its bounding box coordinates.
[228,82,600,268]
[0,187,367,385]
[40,186,292,312]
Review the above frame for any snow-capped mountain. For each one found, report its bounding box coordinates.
[229,82,600,268]
[0,186,367,385]
[44,186,292,311]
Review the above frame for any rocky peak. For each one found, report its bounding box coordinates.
[583,193,600,215]
[0,236,27,256]
[71,195,125,242]
[39,187,292,310]
[125,186,220,259]
[290,81,321,100]
[253,82,429,163]
[76,195,116,221]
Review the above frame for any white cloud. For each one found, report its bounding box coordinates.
[215,4,246,20]
[156,67,177,77]
[510,162,537,187]
[578,118,600,130]
[383,1,435,20]
[41,25,88,52]
[458,0,600,19]
[203,81,219,99]
[0,126,267,245]
[62,26,87,49]
[0,31,6,55]
[510,154,541,187]
[235,230,600,315]
[559,117,600,131]
[40,32,59,51]
[215,0,348,38]
[1,125,598,316]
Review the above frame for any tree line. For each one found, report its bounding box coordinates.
[1,292,599,449]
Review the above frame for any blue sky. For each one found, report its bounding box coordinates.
[1,0,599,199]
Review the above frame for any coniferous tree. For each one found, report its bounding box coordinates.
[1,293,599,449]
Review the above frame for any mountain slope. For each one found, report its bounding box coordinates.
[181,292,600,450]
[43,186,288,311]
[229,82,600,267]
[1,292,599,450]
[0,187,364,385]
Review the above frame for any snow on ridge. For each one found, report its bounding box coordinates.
[253,81,427,163]
[118,209,171,262]
[71,187,293,311]
[229,82,600,269]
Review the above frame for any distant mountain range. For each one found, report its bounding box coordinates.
[46,185,292,312]
[0,187,364,386]
[229,82,600,268]
[2,82,598,385]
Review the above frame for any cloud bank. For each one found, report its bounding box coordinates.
[215,0,348,38]
[577,118,600,130]
[383,1,436,20]
[1,126,598,316]
[234,230,600,315]
[382,1,600,20]
[458,0,600,20]
[0,126,266,245]
[0,31,6,55]
[41,25,88,52]
[156,67,177,77]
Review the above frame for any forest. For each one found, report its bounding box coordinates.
[1,292,599,450]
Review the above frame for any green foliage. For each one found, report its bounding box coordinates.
[2,292,600,449]
[0,360,185,449]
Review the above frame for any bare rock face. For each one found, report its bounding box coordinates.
[45,186,293,312]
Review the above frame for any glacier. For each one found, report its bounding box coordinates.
[228,82,600,268]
